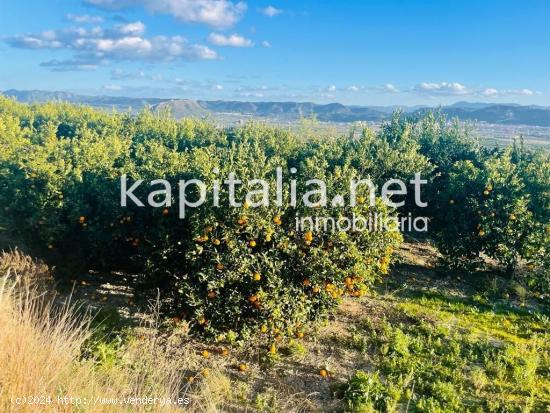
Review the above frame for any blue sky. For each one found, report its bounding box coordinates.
[1,0,549,105]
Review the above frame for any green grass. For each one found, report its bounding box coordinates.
[341,290,550,412]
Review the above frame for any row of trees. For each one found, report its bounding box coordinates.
[0,98,548,340]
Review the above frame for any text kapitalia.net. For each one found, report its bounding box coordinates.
[120,168,428,218]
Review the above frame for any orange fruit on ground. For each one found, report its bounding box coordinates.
[303,278,311,286]
[216,263,224,270]
[248,295,258,303]
[319,369,328,377]
[296,331,304,338]
[249,240,257,247]
[202,350,210,358]
[238,363,248,372]
[212,238,221,246]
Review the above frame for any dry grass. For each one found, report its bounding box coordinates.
[0,251,226,413]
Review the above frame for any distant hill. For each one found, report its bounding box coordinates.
[3,89,550,127]
[154,99,210,118]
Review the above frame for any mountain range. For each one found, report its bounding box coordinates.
[3,89,550,127]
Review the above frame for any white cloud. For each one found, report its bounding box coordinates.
[207,32,253,47]
[347,85,360,92]
[66,14,104,24]
[414,82,467,95]
[260,5,282,17]
[116,21,146,35]
[481,88,499,97]
[85,0,247,28]
[212,84,223,90]
[480,87,540,97]
[382,83,399,93]
[40,59,100,71]
[327,85,337,92]
[5,21,218,69]
[261,40,272,48]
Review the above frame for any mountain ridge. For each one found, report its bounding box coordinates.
[3,89,550,127]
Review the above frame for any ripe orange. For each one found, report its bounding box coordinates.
[216,263,224,270]
[319,369,328,377]
[260,324,268,333]
[249,240,257,247]
[269,344,276,354]
[212,238,221,246]
[302,278,311,286]
[304,231,313,242]
[273,215,282,225]
[253,272,262,281]
[238,363,248,372]
[296,331,304,339]
[248,295,258,303]
[202,350,210,358]
[78,216,86,224]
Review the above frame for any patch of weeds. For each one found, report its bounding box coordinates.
[254,389,283,413]
[285,339,307,357]
[337,290,550,412]
[82,306,126,368]
[343,371,400,412]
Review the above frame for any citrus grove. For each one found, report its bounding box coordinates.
[0,97,548,343]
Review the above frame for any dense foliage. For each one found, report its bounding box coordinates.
[0,98,548,340]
